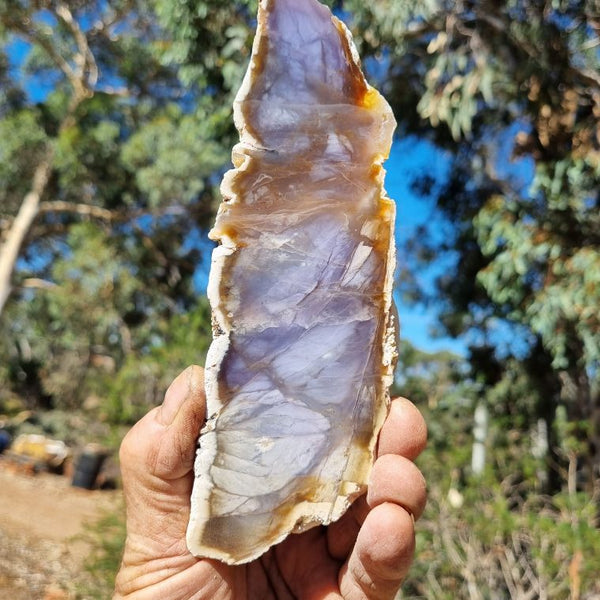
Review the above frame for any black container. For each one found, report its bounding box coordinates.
[0,430,10,453]
[72,445,106,489]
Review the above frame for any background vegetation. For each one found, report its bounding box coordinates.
[0,0,598,597]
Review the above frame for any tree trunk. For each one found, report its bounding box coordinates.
[472,402,488,476]
[527,341,563,494]
[560,358,598,494]
[591,390,600,490]
[0,154,53,316]
[532,417,550,491]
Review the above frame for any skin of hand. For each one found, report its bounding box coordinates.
[114,365,427,600]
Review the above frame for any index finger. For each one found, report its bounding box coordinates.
[338,502,415,600]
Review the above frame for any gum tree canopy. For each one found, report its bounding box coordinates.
[0,0,255,411]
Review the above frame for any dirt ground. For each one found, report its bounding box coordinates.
[0,462,121,600]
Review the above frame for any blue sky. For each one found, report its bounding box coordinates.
[386,131,536,358]
[386,137,467,356]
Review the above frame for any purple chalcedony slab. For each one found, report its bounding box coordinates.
[186,0,397,564]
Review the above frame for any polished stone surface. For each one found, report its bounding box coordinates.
[187,0,397,564]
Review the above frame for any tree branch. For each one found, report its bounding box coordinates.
[39,201,115,221]
[0,4,97,108]
[0,14,78,87]
[20,278,58,290]
[89,1,135,40]
[54,1,98,89]
[477,11,600,90]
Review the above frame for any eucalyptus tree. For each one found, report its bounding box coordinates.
[0,0,238,410]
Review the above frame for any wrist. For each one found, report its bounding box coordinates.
[113,535,198,599]
[113,535,234,600]
[113,561,225,600]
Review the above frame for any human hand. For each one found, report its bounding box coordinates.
[114,365,427,600]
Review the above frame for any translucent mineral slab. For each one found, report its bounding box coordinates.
[187,0,397,564]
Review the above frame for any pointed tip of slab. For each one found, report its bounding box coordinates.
[232,0,395,160]
[237,0,370,107]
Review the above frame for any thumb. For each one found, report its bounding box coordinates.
[116,366,208,590]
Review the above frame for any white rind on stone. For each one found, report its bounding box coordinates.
[187,0,397,565]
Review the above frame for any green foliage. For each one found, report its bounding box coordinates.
[396,349,600,599]
[0,109,48,211]
[0,219,212,435]
[394,339,466,407]
[1,223,140,407]
[53,112,124,200]
[0,0,223,423]
[75,505,126,599]
[151,0,256,92]
[121,108,228,208]
[402,484,600,599]
[101,298,212,425]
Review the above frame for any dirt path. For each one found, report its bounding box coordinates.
[0,464,121,600]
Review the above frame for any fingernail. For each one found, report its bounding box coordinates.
[158,366,193,425]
